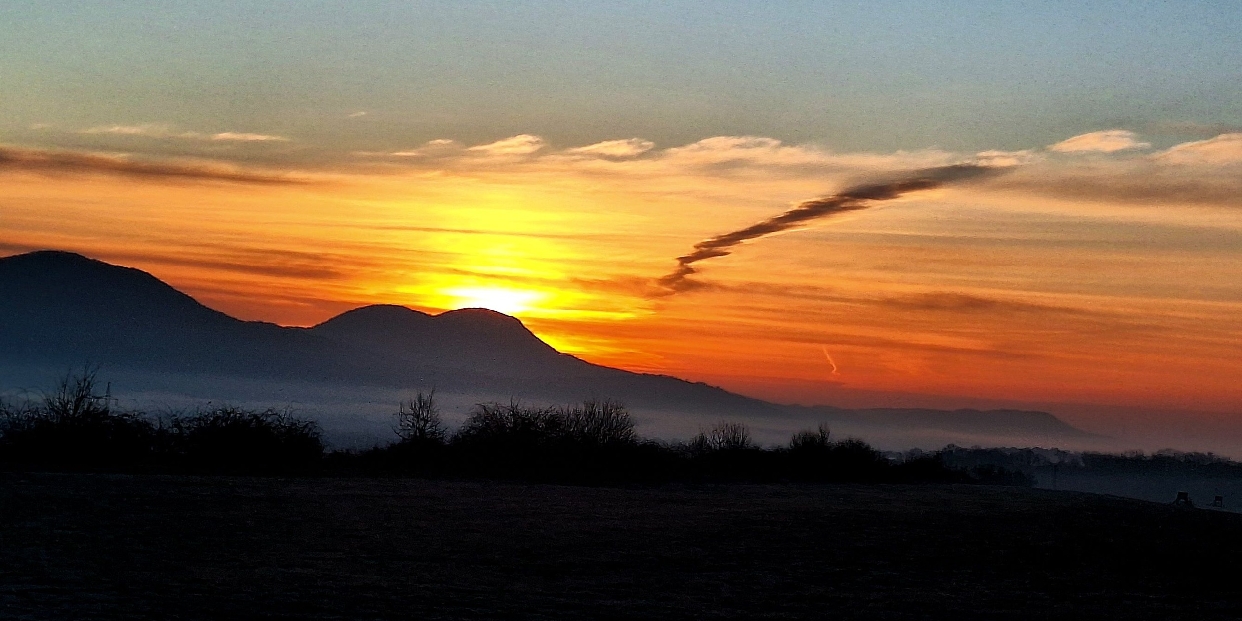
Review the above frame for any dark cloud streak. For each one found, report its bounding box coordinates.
[0,146,307,185]
[656,164,999,294]
[990,169,1242,207]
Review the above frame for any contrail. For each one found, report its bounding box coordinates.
[655,163,1000,294]
[821,346,840,376]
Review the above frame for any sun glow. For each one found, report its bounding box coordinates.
[441,286,546,315]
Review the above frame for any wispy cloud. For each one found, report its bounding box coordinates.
[1048,130,1150,153]
[96,246,347,280]
[985,140,1242,207]
[359,133,954,175]
[79,123,289,143]
[209,132,289,142]
[876,292,1094,316]
[385,139,461,157]
[466,134,546,155]
[566,138,655,158]
[973,149,1042,167]
[347,130,1242,213]
[347,111,368,118]
[81,123,172,136]
[1154,133,1242,165]
[0,145,306,184]
[657,136,958,171]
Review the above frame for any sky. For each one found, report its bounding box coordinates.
[3,1,1242,430]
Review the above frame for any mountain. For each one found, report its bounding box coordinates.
[0,250,357,380]
[0,250,1092,445]
[0,250,778,411]
[309,304,583,377]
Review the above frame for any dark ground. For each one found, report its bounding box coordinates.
[2,474,1241,619]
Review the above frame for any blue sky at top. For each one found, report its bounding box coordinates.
[2,0,1240,156]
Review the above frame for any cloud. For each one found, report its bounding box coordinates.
[1048,130,1150,153]
[983,156,1242,207]
[649,137,963,180]
[876,292,1093,316]
[350,133,956,184]
[325,129,1242,215]
[98,247,346,280]
[349,128,1242,210]
[384,139,463,157]
[566,138,655,158]
[1154,133,1242,165]
[81,123,172,136]
[655,164,1004,295]
[467,134,546,155]
[79,123,289,143]
[974,149,1042,167]
[0,145,307,184]
[348,111,368,118]
[209,132,289,142]
[1145,121,1242,138]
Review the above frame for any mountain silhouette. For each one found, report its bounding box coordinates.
[0,250,1091,441]
[0,250,778,409]
[310,304,581,377]
[0,250,353,379]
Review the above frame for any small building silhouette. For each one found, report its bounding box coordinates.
[1172,491,1193,507]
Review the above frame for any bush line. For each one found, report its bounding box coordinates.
[0,371,1027,485]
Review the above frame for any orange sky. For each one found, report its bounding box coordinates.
[3,131,1242,415]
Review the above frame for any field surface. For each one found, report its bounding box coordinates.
[2,474,1241,619]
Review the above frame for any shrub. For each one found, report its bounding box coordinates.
[789,424,832,451]
[446,400,649,482]
[0,369,158,470]
[783,430,892,483]
[167,407,323,474]
[557,398,636,446]
[455,401,559,445]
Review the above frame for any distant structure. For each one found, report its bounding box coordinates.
[1212,495,1225,508]
[1172,491,1194,507]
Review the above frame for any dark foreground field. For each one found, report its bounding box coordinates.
[2,475,1241,619]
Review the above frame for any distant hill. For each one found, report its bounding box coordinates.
[0,250,1091,443]
[0,250,779,413]
[309,304,582,377]
[0,250,357,380]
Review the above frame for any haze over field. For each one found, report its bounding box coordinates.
[3,2,1241,454]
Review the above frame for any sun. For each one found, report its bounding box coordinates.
[442,286,545,315]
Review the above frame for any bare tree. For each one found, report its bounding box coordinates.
[709,421,752,450]
[394,389,445,443]
[43,366,110,422]
[688,420,753,453]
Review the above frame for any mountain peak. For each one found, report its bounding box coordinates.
[5,249,95,262]
[0,249,208,312]
[310,303,562,373]
[2,249,120,273]
[314,304,433,328]
[0,249,242,364]
[436,307,525,326]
